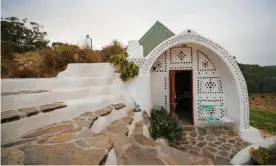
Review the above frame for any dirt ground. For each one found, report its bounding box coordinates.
[249,93,276,113]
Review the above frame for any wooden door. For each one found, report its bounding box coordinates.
[170,71,176,115]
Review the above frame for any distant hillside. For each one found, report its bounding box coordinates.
[238,63,276,94]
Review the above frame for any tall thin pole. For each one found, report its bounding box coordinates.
[90,38,92,50]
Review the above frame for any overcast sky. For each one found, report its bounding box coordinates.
[1,0,276,65]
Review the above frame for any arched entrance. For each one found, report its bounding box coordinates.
[140,30,249,132]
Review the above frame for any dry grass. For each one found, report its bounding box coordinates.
[101,40,126,61]
[249,93,276,113]
[1,40,125,78]
[1,44,104,78]
[249,93,276,135]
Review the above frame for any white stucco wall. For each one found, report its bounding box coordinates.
[0,63,128,143]
[113,73,152,113]
[129,30,253,139]
[1,76,113,92]
[149,43,231,126]
[127,40,143,58]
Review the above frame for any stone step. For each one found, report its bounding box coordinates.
[1,94,125,143]
[1,104,135,165]
[1,76,114,93]
[91,104,133,134]
[1,102,67,124]
[2,85,122,111]
[1,90,50,97]
[1,104,215,165]
[57,63,114,78]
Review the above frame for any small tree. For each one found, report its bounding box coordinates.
[1,16,49,54]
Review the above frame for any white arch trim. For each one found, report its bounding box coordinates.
[141,30,249,130]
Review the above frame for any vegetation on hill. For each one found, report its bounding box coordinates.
[1,17,49,56]
[1,16,126,78]
[1,16,275,92]
[239,63,276,94]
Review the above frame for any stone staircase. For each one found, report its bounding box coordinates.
[1,63,214,165]
[2,103,212,165]
[1,63,131,143]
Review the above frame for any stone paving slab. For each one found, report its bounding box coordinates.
[20,143,108,165]
[75,128,96,139]
[1,110,21,123]
[18,107,39,117]
[117,144,164,165]
[170,125,251,165]
[22,124,74,138]
[106,123,129,136]
[83,135,113,150]
[1,147,26,165]
[94,108,111,116]
[1,102,67,124]
[75,140,90,148]
[40,102,67,113]
[61,126,82,134]
[46,134,75,143]
[111,103,126,110]
[1,90,50,96]
[2,137,38,148]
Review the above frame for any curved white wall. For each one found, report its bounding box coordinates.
[138,30,250,131]
[148,43,241,127]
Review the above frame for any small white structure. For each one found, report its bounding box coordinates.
[127,21,261,142]
[126,40,143,58]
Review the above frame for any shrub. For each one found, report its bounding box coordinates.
[110,52,139,81]
[148,106,184,144]
[249,143,276,165]
[268,143,276,164]
[101,39,125,61]
[249,146,270,165]
[1,41,15,60]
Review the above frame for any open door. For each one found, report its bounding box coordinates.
[170,70,194,124]
[170,71,176,115]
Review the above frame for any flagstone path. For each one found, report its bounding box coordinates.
[170,125,251,165]
[1,103,213,165]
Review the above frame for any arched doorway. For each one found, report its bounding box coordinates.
[141,30,249,132]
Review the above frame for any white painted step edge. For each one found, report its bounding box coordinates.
[1,76,115,92]
[1,94,124,143]
[1,85,123,111]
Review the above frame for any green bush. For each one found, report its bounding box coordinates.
[250,146,270,165]
[250,143,276,165]
[101,40,125,61]
[268,143,276,164]
[110,52,139,81]
[148,106,184,144]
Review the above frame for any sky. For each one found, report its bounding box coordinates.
[1,0,276,66]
